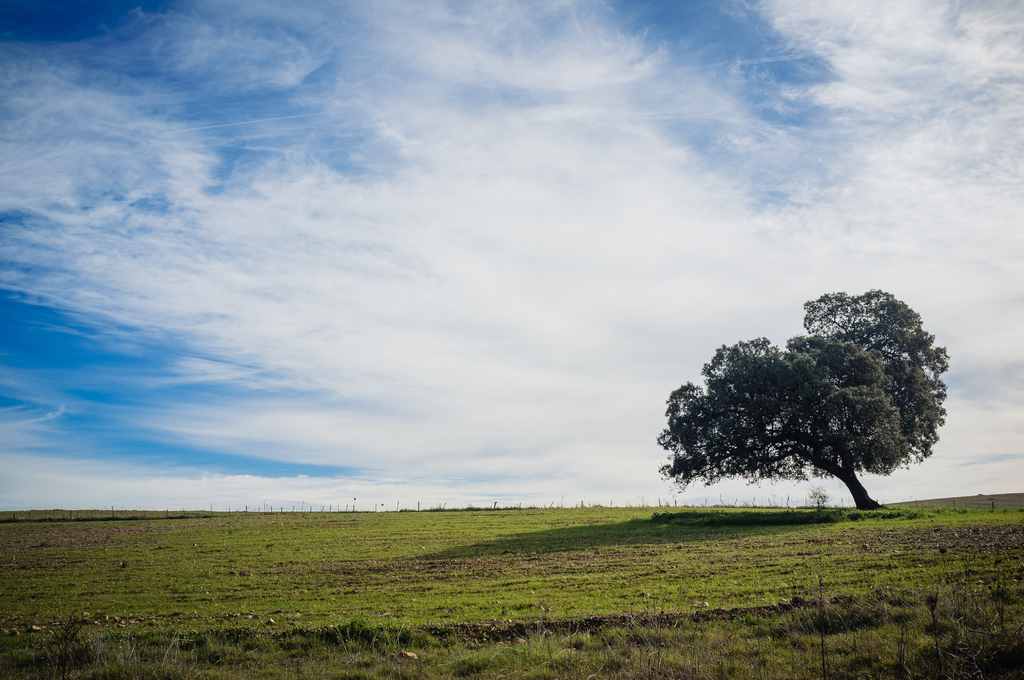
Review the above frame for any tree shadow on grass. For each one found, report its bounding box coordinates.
[422,508,885,560]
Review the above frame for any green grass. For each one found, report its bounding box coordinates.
[1,506,1022,678]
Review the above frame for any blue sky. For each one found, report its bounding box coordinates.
[2,0,1023,510]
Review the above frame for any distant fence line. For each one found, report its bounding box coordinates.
[0,498,734,523]
[0,499,677,522]
[2,495,1021,523]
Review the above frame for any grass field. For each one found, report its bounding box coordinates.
[1,506,1022,678]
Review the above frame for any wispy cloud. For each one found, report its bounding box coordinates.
[1,0,1022,508]
[170,114,322,134]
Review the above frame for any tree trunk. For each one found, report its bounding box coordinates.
[836,470,882,510]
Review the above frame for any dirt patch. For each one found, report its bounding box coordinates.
[0,524,181,552]
[860,524,1024,554]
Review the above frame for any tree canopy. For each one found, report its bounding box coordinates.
[658,291,949,510]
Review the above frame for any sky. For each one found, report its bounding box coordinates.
[1,0,1022,511]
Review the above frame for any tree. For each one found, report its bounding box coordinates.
[658,291,949,510]
[807,486,831,510]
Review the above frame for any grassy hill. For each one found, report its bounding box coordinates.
[888,492,1024,510]
[1,506,1021,678]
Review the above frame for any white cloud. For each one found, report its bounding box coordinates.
[757,0,1024,367]
[1,0,1022,507]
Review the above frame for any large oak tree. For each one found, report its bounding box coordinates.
[658,291,949,510]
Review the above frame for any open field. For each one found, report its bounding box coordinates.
[1,506,1022,678]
